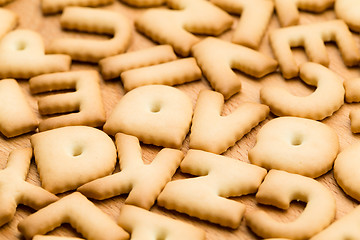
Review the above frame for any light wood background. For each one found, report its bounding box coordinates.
[1,0,360,239]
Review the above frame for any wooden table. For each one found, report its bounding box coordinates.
[1,0,360,239]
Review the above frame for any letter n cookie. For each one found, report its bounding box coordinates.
[157,149,267,228]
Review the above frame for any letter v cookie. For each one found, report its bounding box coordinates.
[190,90,269,154]
[0,148,58,227]
[118,205,205,239]
[157,149,267,229]
[192,37,278,99]
[135,0,233,56]
[78,133,183,210]
[30,70,106,132]
[18,192,129,240]
[270,20,360,79]
[48,7,132,62]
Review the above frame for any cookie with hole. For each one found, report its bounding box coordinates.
[0,29,71,79]
[30,126,117,194]
[249,116,339,178]
[103,85,193,149]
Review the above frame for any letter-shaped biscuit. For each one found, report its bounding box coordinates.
[260,62,344,120]
[211,0,274,49]
[270,20,360,79]
[29,70,106,131]
[0,79,38,137]
[0,148,58,227]
[118,205,205,240]
[41,0,114,14]
[121,58,202,92]
[135,0,233,56]
[249,117,339,178]
[274,0,334,27]
[31,126,117,194]
[48,7,132,62]
[0,8,17,39]
[334,142,360,201]
[310,205,360,240]
[18,192,129,240]
[99,45,177,80]
[190,90,269,154]
[78,133,183,210]
[335,0,360,32]
[0,29,71,79]
[245,170,336,239]
[192,37,278,99]
[157,149,267,229]
[103,85,193,149]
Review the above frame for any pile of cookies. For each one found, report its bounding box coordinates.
[0,0,360,239]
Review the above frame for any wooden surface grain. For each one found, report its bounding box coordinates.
[1,0,360,239]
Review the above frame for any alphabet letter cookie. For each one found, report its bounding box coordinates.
[104,85,193,149]
[157,149,267,228]
[246,170,336,239]
[260,62,344,120]
[31,126,117,194]
[78,133,183,210]
[0,148,58,227]
[270,20,360,79]
[18,192,129,240]
[249,117,339,178]
[190,90,269,154]
[30,70,106,131]
[48,7,132,62]
[0,29,71,79]
[192,37,278,99]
